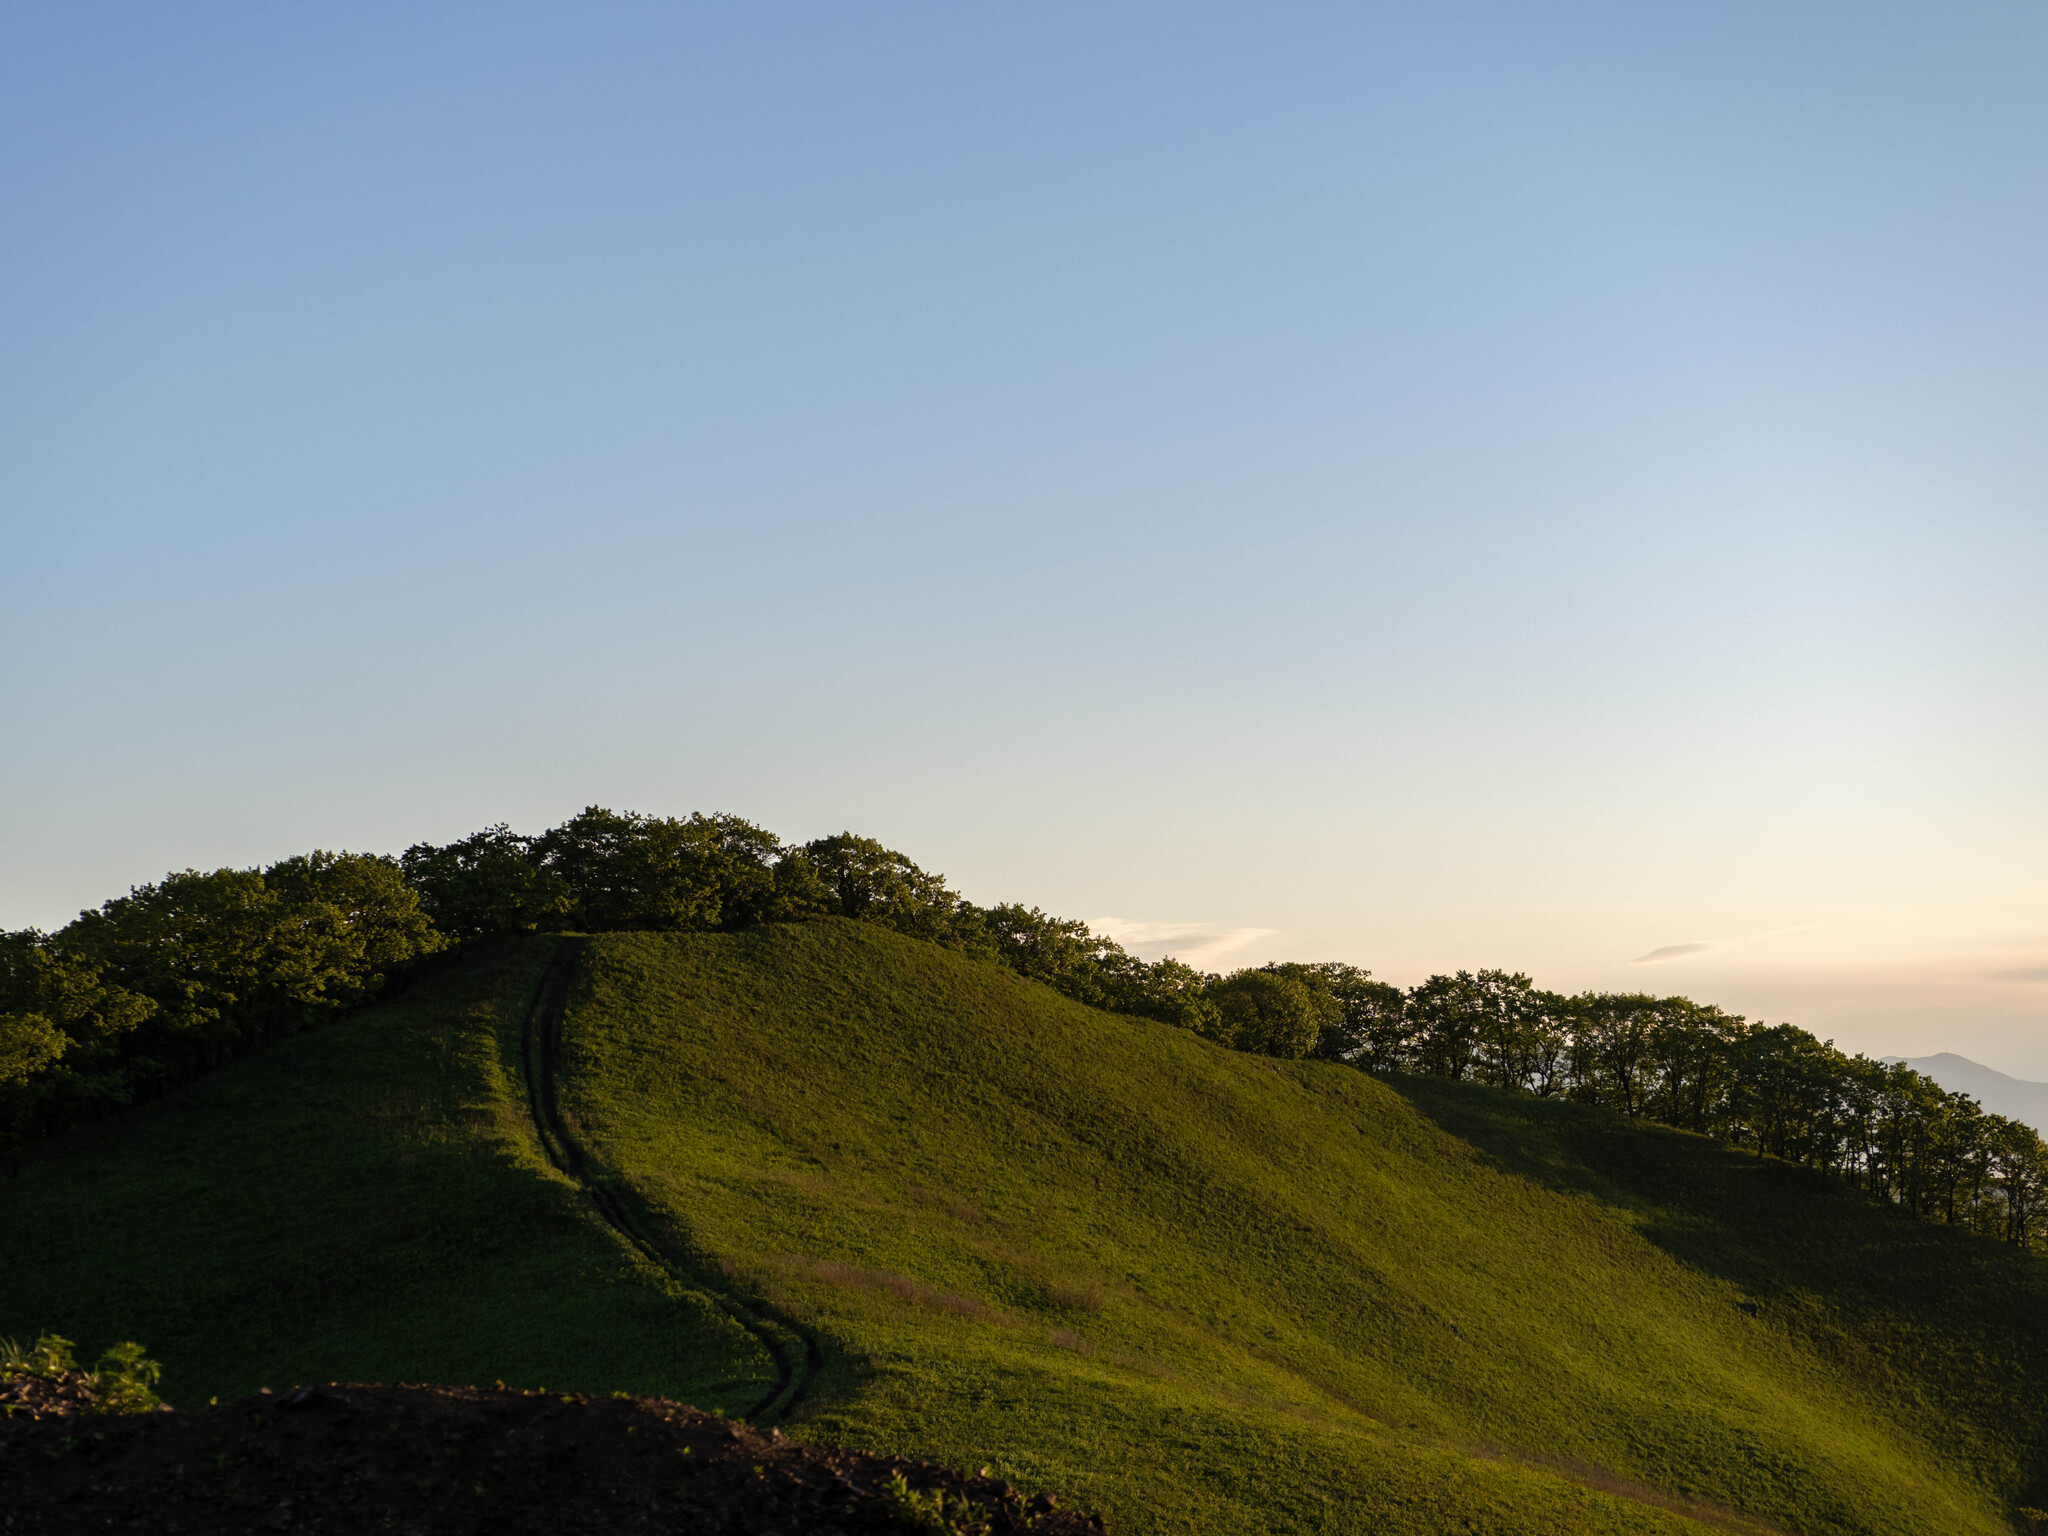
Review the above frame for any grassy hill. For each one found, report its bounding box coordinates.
[7,921,2048,1535]
[0,935,771,1411]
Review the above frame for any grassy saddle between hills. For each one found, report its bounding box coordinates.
[8,920,2048,1536]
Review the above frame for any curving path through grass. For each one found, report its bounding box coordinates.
[516,937,822,1424]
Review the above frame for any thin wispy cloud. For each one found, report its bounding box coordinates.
[1089,917,1277,970]
[1633,942,1719,964]
[1631,926,1817,965]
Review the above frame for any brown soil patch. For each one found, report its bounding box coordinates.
[0,1382,1104,1535]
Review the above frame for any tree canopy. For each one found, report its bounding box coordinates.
[8,805,2044,1256]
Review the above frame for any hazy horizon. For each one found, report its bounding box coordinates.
[5,5,2044,1073]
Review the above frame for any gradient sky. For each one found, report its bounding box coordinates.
[5,4,2045,1069]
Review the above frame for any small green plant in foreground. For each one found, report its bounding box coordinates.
[882,1470,994,1535]
[92,1340,166,1412]
[1,1331,163,1414]
[0,1331,79,1380]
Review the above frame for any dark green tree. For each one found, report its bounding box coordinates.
[1522,990,1576,1096]
[1408,970,1526,1082]
[1468,970,1540,1090]
[1252,962,1403,1065]
[62,856,443,1071]
[537,807,783,931]
[1574,992,1662,1116]
[1641,999,1742,1131]
[6,854,440,1145]
[0,931,155,1092]
[791,833,975,946]
[400,824,571,941]
[1207,969,1330,1059]
[979,904,1120,1001]
[1113,955,1225,1037]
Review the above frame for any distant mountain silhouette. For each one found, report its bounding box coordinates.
[1890,1052,2048,1135]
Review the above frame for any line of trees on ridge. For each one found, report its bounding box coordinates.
[4,806,2043,1249]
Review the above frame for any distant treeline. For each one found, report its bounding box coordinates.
[4,807,2043,1249]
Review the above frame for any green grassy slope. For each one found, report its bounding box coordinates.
[563,923,2048,1536]
[6,921,2047,1536]
[0,938,774,1412]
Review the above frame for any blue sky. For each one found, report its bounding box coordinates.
[5,4,2046,1067]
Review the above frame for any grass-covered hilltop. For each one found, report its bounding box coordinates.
[7,809,2048,1534]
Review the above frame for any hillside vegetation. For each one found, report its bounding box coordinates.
[8,921,2048,1534]
[0,938,772,1412]
[13,808,2044,1261]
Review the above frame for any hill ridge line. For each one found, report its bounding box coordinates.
[515,936,822,1424]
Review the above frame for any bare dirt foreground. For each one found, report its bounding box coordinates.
[0,1382,1105,1536]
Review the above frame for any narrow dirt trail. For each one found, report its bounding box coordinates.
[507,939,1780,1535]
[516,937,822,1425]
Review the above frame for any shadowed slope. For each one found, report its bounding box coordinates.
[0,938,775,1412]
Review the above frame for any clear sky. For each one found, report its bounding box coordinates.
[5,4,2045,1069]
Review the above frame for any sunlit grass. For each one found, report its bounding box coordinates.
[6,920,2047,1534]
[564,922,2048,1536]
